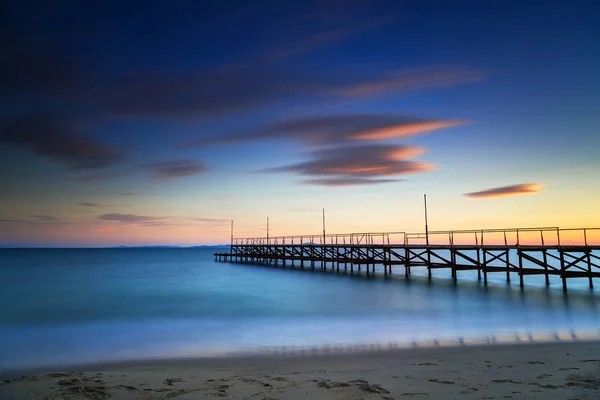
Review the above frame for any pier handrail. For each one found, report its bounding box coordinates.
[231,227,600,247]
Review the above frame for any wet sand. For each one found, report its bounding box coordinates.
[1,341,599,399]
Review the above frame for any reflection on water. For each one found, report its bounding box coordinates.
[0,248,598,372]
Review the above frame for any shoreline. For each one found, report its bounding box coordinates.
[2,341,599,399]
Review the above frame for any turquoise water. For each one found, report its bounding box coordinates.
[0,248,599,373]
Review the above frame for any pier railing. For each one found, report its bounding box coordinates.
[218,226,600,291]
[233,227,600,247]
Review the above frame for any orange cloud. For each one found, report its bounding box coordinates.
[192,114,465,147]
[465,183,546,199]
[263,144,434,186]
[353,120,470,140]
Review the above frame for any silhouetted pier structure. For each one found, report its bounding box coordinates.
[215,227,600,292]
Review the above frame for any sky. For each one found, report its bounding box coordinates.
[0,0,599,247]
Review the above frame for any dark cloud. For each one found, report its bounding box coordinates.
[146,160,206,180]
[79,202,110,208]
[30,215,59,222]
[120,192,143,196]
[464,184,546,199]
[263,144,434,186]
[99,213,160,223]
[190,114,467,147]
[302,177,401,187]
[0,115,122,169]
[86,67,337,118]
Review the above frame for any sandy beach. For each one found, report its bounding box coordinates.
[1,341,599,399]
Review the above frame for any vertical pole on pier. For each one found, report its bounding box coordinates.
[476,232,481,281]
[424,194,429,245]
[424,194,432,280]
[504,232,510,283]
[322,208,326,243]
[300,236,304,269]
[336,235,340,272]
[267,217,269,244]
[322,209,326,270]
[482,231,488,286]
[230,220,234,262]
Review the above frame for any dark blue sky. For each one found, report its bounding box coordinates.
[1,0,599,246]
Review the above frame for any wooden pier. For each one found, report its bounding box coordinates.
[215,227,600,291]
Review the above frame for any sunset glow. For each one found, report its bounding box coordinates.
[1,1,599,247]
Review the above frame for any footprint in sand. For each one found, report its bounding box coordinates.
[529,382,561,389]
[401,393,429,397]
[165,377,184,386]
[536,374,552,379]
[459,387,479,394]
[428,379,455,385]
[527,361,546,365]
[491,379,522,384]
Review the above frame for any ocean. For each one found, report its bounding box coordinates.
[1,248,599,373]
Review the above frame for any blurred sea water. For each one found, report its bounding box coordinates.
[0,248,599,372]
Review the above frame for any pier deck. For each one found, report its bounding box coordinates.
[215,227,600,291]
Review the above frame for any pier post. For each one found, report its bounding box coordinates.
[560,249,567,292]
[404,243,410,278]
[476,248,481,281]
[518,250,524,288]
[504,232,510,283]
[541,232,549,286]
[450,232,457,283]
[282,239,286,268]
[300,237,304,269]
[336,236,340,272]
[587,250,594,289]
[483,250,488,286]
[350,237,354,273]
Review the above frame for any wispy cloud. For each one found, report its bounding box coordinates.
[302,177,401,187]
[464,183,546,199]
[145,160,206,180]
[120,192,143,197]
[97,214,231,227]
[343,66,485,97]
[0,115,122,169]
[99,213,160,223]
[263,144,434,186]
[30,214,59,222]
[190,114,467,147]
[79,202,111,208]
[261,14,396,64]
[563,164,600,175]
